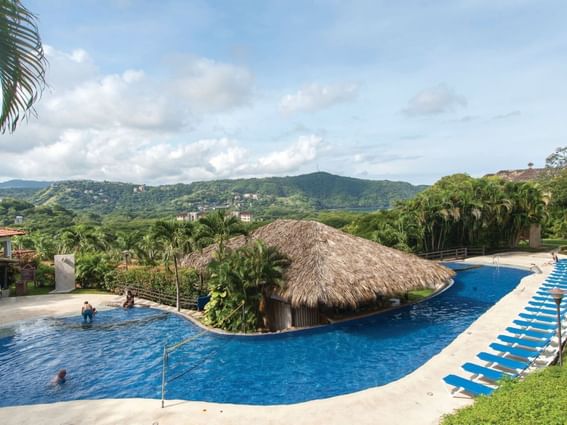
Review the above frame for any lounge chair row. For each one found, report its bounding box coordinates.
[443,261,566,397]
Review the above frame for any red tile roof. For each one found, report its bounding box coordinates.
[0,228,27,237]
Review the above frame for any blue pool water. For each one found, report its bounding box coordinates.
[0,265,530,407]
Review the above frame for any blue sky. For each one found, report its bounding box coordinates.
[1,0,566,185]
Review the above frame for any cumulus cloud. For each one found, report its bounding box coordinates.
[0,132,323,184]
[0,46,273,183]
[172,57,254,113]
[403,84,467,116]
[280,82,358,114]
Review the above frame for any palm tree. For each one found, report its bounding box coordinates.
[198,210,247,258]
[0,0,47,133]
[115,231,141,268]
[152,221,196,311]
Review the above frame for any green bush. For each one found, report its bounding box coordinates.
[106,267,201,300]
[34,263,55,287]
[442,366,567,424]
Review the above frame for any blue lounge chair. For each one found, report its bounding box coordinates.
[528,301,566,309]
[525,306,561,316]
[497,334,549,349]
[505,327,554,340]
[489,343,539,360]
[513,319,557,331]
[518,313,557,324]
[477,352,529,371]
[443,374,494,397]
[461,362,516,382]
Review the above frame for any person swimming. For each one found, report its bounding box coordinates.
[52,369,66,384]
[82,301,94,323]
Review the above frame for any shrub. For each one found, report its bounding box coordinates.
[35,263,55,287]
[106,267,201,300]
[441,366,567,424]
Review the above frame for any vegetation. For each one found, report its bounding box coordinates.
[204,240,288,332]
[441,365,567,425]
[0,0,47,133]
[0,172,426,221]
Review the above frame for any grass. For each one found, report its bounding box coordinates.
[543,239,567,248]
[406,288,435,302]
[9,284,55,296]
[441,365,567,424]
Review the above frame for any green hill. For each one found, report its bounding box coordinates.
[0,172,426,219]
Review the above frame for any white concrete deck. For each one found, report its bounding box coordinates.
[0,252,560,425]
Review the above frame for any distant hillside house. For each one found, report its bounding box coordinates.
[485,167,545,182]
[230,211,253,222]
[176,211,203,222]
[14,216,23,225]
[183,220,454,331]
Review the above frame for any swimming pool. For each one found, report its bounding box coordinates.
[0,265,530,407]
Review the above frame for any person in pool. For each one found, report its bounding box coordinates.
[81,301,94,323]
[52,369,66,384]
[123,290,135,308]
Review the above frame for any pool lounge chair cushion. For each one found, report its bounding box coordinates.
[489,343,539,360]
[443,374,494,397]
[461,362,516,382]
[477,352,529,371]
[497,334,550,349]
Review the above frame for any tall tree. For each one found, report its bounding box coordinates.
[0,0,47,133]
[152,221,196,311]
[198,210,247,258]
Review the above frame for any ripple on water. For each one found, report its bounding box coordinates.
[0,265,530,406]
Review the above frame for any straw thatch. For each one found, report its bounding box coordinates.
[182,219,455,309]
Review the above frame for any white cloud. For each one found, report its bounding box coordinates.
[0,129,323,184]
[280,82,358,114]
[172,57,255,113]
[403,84,467,116]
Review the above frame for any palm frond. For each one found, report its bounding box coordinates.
[0,0,47,133]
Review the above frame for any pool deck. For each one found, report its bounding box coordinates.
[0,251,560,425]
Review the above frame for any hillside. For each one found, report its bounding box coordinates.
[0,179,51,189]
[0,172,426,219]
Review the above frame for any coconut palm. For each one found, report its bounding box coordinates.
[198,210,247,258]
[0,0,47,133]
[152,220,196,311]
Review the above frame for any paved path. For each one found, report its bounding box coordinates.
[0,252,558,425]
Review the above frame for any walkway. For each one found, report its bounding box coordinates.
[0,252,558,425]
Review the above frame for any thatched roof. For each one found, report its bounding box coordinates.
[182,219,455,309]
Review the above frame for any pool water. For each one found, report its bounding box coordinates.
[0,265,530,406]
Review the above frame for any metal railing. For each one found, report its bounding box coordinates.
[417,247,486,261]
[116,285,198,310]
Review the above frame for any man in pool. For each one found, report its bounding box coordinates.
[52,369,66,384]
[81,301,95,323]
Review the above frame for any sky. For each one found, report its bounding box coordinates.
[1,0,566,185]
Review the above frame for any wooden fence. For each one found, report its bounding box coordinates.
[116,285,198,310]
[417,247,486,261]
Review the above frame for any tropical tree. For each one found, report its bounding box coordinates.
[151,220,196,311]
[75,252,114,288]
[0,0,47,133]
[198,210,247,258]
[115,230,141,268]
[204,240,288,332]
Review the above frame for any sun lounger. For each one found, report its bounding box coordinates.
[525,306,561,316]
[513,319,557,331]
[443,374,494,397]
[518,313,557,324]
[489,343,539,360]
[477,352,530,371]
[461,362,516,382]
[528,301,566,309]
[505,326,554,340]
[497,334,550,349]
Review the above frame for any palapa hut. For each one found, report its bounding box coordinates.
[183,219,454,331]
